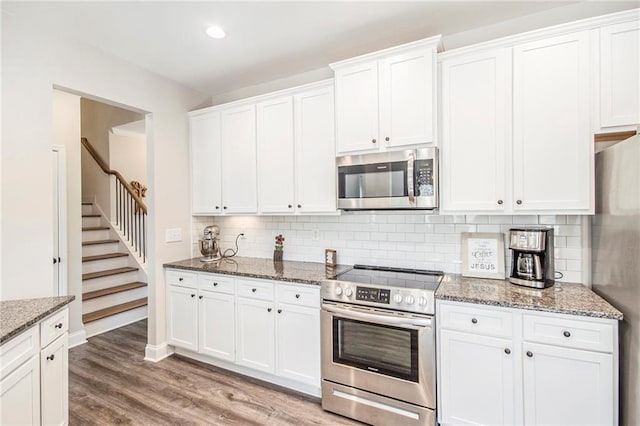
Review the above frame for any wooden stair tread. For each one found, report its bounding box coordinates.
[82,298,147,323]
[82,214,101,218]
[83,282,147,301]
[82,239,119,246]
[82,226,110,231]
[83,267,138,281]
[82,253,129,262]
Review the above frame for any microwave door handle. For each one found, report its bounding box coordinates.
[407,154,415,203]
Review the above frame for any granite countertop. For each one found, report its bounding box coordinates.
[0,296,75,345]
[164,256,351,285]
[436,275,623,320]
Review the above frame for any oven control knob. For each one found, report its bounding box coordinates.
[418,297,428,306]
[404,295,415,305]
[393,294,403,303]
[335,287,343,296]
[344,287,353,297]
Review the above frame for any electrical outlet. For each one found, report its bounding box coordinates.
[165,228,182,243]
[313,229,320,241]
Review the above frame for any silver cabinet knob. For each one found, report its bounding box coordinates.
[526,351,533,358]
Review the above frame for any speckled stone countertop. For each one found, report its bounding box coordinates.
[0,296,75,345]
[164,257,351,285]
[436,275,623,320]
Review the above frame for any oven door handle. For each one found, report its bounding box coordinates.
[407,153,415,204]
[322,304,432,329]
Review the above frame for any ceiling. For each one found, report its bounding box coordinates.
[2,1,637,97]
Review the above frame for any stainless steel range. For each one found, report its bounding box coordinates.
[320,265,443,426]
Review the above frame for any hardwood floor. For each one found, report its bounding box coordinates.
[69,320,362,425]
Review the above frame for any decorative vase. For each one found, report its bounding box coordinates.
[273,250,283,261]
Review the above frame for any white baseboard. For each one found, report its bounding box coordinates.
[144,342,174,362]
[68,329,88,348]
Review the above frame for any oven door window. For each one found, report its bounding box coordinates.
[333,316,418,382]
[338,161,408,199]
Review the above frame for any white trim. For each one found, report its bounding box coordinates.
[144,342,174,362]
[52,145,68,297]
[68,329,88,348]
[111,119,146,138]
[173,346,321,397]
[189,79,334,116]
[439,8,640,61]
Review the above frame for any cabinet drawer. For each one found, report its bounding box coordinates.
[0,326,39,380]
[439,303,513,338]
[277,284,319,308]
[523,314,614,353]
[237,279,275,301]
[40,308,68,348]
[166,269,197,288]
[199,273,235,295]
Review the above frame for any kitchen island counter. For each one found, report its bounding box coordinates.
[436,274,622,320]
[164,256,350,285]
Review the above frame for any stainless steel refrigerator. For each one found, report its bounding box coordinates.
[591,133,640,426]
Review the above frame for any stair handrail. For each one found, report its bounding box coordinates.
[81,137,147,213]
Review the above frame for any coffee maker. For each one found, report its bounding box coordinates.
[508,227,554,288]
[199,225,222,262]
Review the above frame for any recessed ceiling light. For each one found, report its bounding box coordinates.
[206,25,226,39]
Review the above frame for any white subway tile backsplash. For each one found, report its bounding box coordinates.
[192,214,585,281]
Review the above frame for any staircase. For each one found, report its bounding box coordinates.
[81,202,148,338]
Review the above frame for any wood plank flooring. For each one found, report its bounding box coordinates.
[69,320,362,425]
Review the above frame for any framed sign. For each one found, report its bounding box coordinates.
[461,232,505,279]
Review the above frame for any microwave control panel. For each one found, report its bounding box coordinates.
[415,159,434,197]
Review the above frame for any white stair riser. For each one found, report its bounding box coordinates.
[82,287,148,314]
[81,204,94,215]
[84,306,148,338]
[82,242,121,257]
[82,256,131,274]
[81,216,102,227]
[83,271,140,292]
[82,229,111,242]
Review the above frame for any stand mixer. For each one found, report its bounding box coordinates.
[199,225,222,262]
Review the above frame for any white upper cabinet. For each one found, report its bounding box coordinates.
[598,19,640,129]
[294,85,336,213]
[441,49,508,213]
[332,36,440,155]
[513,31,592,212]
[257,96,295,213]
[190,112,222,215]
[334,61,380,153]
[221,104,257,213]
[380,48,436,148]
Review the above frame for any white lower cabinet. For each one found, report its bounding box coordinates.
[0,306,70,426]
[236,297,276,373]
[166,269,321,394]
[437,301,618,426]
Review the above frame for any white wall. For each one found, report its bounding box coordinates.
[109,131,147,187]
[52,90,84,342]
[1,14,207,350]
[193,214,587,284]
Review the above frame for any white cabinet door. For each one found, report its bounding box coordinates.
[380,48,435,148]
[236,298,275,373]
[167,285,198,351]
[513,31,592,212]
[190,112,222,214]
[40,334,68,426]
[441,49,508,213]
[523,342,614,426]
[276,304,320,386]
[221,104,257,213]
[257,96,295,213]
[599,20,640,128]
[199,291,235,362]
[439,330,517,426]
[0,355,40,426]
[335,61,380,154]
[294,86,336,213]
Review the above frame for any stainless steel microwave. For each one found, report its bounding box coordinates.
[337,148,438,210]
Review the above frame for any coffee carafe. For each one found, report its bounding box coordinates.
[508,227,554,288]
